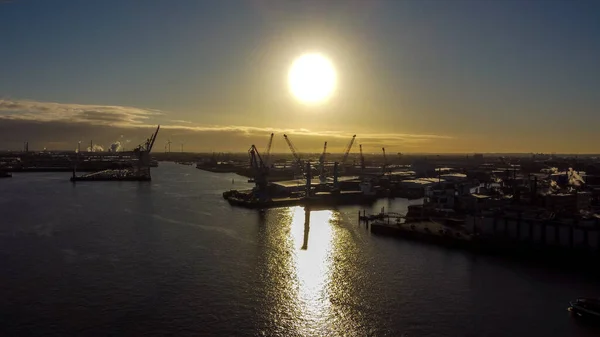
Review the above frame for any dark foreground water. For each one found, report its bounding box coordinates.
[1,162,599,336]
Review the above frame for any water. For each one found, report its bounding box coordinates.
[1,162,599,336]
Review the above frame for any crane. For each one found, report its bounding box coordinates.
[283,134,304,174]
[131,125,160,178]
[382,147,388,174]
[148,125,160,152]
[340,135,356,166]
[248,144,268,199]
[319,141,327,183]
[264,133,274,167]
[137,125,160,153]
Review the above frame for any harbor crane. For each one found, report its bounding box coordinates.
[340,135,356,166]
[132,125,160,178]
[134,125,160,153]
[319,141,328,183]
[248,144,268,199]
[263,133,274,167]
[283,134,304,175]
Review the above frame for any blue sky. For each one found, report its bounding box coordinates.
[1,0,599,153]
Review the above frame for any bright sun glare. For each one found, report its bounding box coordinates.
[288,53,336,104]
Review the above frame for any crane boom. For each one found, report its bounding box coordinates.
[264,133,274,166]
[249,144,266,170]
[341,135,356,165]
[283,134,303,169]
[147,125,160,153]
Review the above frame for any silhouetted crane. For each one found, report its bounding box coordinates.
[340,135,356,166]
[248,144,268,200]
[264,133,274,167]
[283,134,304,175]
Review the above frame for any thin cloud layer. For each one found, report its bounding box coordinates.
[0,99,161,126]
[158,124,451,143]
[0,99,451,151]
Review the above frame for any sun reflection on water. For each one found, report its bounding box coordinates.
[286,206,336,331]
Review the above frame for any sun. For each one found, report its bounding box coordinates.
[288,53,337,104]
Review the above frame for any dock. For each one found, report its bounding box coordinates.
[362,210,600,268]
[369,219,474,249]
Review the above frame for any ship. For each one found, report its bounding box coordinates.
[568,298,600,319]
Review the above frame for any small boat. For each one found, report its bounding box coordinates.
[568,298,600,318]
[0,170,11,178]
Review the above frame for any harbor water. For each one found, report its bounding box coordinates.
[1,162,599,336]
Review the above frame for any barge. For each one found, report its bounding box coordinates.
[223,190,377,209]
[70,169,151,182]
[370,220,474,249]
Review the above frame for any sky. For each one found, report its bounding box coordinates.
[1,0,599,154]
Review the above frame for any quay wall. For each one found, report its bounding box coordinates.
[467,215,600,252]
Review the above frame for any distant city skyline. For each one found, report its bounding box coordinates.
[1,0,599,153]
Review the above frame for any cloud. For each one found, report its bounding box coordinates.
[0,98,451,152]
[0,99,161,126]
[158,124,450,143]
[171,119,193,124]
